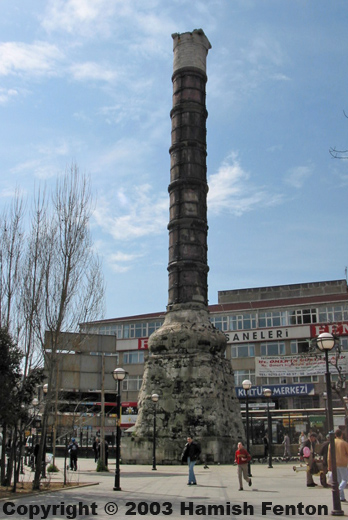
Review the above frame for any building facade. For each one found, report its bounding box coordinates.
[48,279,348,445]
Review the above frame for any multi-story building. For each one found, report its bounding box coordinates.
[49,279,348,445]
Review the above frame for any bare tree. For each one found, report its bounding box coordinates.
[32,164,105,489]
[0,195,24,333]
[0,164,104,489]
[19,189,49,376]
[330,110,348,159]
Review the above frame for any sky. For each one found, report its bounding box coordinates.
[1,0,348,321]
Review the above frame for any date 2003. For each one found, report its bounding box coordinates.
[125,502,173,515]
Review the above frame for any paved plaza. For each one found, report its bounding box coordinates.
[1,457,346,519]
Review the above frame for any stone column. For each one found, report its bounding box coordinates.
[130,30,244,465]
[168,30,210,308]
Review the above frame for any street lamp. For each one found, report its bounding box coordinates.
[343,396,348,446]
[29,398,39,468]
[316,332,343,516]
[151,394,159,470]
[242,379,252,476]
[263,388,273,468]
[112,367,126,491]
[41,385,48,478]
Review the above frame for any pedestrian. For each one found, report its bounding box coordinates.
[181,436,201,485]
[235,441,252,491]
[328,429,348,501]
[319,435,330,487]
[68,437,78,471]
[282,433,291,459]
[263,433,269,458]
[302,432,321,487]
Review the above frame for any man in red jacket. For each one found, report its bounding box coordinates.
[235,441,252,491]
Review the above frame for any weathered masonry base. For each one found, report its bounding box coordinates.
[126,305,244,464]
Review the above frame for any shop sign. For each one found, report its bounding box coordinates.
[311,322,348,337]
[255,354,347,377]
[138,338,148,350]
[226,325,309,344]
[236,383,315,399]
[121,401,138,427]
[240,402,275,409]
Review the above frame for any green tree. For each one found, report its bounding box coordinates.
[0,327,22,485]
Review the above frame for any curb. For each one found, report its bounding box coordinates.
[0,482,99,502]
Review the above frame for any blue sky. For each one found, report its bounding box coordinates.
[1,0,348,320]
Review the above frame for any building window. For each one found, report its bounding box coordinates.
[260,377,287,385]
[96,325,123,338]
[318,305,348,323]
[123,351,144,364]
[234,370,255,386]
[290,340,311,355]
[148,320,164,335]
[293,396,319,409]
[135,322,147,338]
[289,308,317,325]
[90,352,119,364]
[229,314,257,331]
[330,373,347,384]
[122,376,143,391]
[231,344,255,358]
[210,315,228,331]
[260,342,285,356]
[258,311,287,328]
[292,375,318,383]
[340,338,348,351]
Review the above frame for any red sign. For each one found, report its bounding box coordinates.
[311,322,348,337]
[138,338,148,350]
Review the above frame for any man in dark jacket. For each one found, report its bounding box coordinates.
[68,438,78,471]
[181,436,201,485]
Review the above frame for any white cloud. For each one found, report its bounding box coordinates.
[41,0,119,37]
[10,159,62,181]
[93,238,144,273]
[95,138,150,174]
[210,34,289,106]
[41,0,174,57]
[208,153,282,216]
[0,41,64,77]
[107,251,143,273]
[93,184,168,241]
[284,165,313,188]
[242,35,284,68]
[0,187,22,200]
[0,88,18,104]
[70,61,119,82]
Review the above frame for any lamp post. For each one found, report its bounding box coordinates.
[112,367,126,491]
[30,398,39,469]
[242,379,252,476]
[316,332,343,516]
[151,393,159,470]
[343,396,348,447]
[42,384,48,478]
[263,388,273,469]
